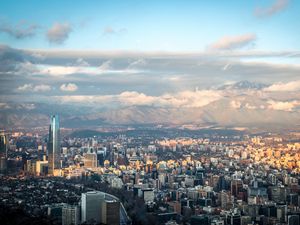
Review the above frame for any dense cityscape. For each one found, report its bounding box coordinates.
[1,115,300,225]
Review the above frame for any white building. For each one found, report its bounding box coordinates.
[62,205,80,225]
[111,177,124,189]
[81,191,105,223]
[143,188,154,202]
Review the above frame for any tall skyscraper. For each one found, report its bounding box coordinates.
[48,115,61,175]
[0,132,8,173]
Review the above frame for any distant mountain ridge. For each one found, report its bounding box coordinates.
[0,81,299,131]
[218,80,268,90]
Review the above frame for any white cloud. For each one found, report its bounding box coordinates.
[255,0,289,17]
[0,103,11,109]
[46,22,72,44]
[264,80,300,92]
[76,58,90,67]
[209,33,256,50]
[222,63,232,71]
[17,84,33,91]
[267,100,299,111]
[164,90,221,108]
[57,90,222,108]
[60,83,78,92]
[39,65,80,76]
[17,84,51,92]
[230,100,241,109]
[35,63,140,76]
[99,60,112,71]
[128,59,147,69]
[33,84,51,92]
[245,103,257,110]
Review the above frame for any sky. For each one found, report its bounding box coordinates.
[0,0,299,51]
[1,0,300,121]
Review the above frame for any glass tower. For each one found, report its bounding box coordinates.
[0,132,8,173]
[0,132,7,157]
[48,115,61,175]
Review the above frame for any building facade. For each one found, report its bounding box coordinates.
[48,115,61,175]
[0,132,8,173]
[81,191,105,223]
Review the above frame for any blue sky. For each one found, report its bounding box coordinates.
[0,0,299,51]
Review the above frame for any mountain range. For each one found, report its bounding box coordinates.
[1,81,299,131]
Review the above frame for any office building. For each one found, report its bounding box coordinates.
[0,132,8,173]
[101,200,120,225]
[62,204,80,225]
[83,152,97,168]
[48,115,61,175]
[48,203,65,224]
[36,160,48,176]
[81,191,105,223]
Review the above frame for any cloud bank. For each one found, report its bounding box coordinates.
[264,80,300,92]
[17,84,51,92]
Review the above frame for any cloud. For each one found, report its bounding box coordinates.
[264,80,300,92]
[60,83,78,92]
[209,33,256,50]
[75,58,90,67]
[128,59,147,69]
[230,101,257,110]
[230,100,241,109]
[0,103,11,109]
[103,26,127,35]
[38,65,79,76]
[33,84,52,92]
[222,63,232,71]
[244,103,257,110]
[17,84,33,92]
[255,0,289,17]
[17,84,51,92]
[2,45,300,103]
[46,22,72,44]
[267,100,299,111]
[35,63,140,76]
[57,90,222,108]
[99,60,112,71]
[0,21,38,39]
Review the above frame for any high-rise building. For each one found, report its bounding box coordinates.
[83,152,98,168]
[48,203,65,224]
[36,160,48,176]
[101,200,120,225]
[81,191,105,224]
[48,115,61,175]
[62,204,80,225]
[231,179,243,198]
[0,132,8,173]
